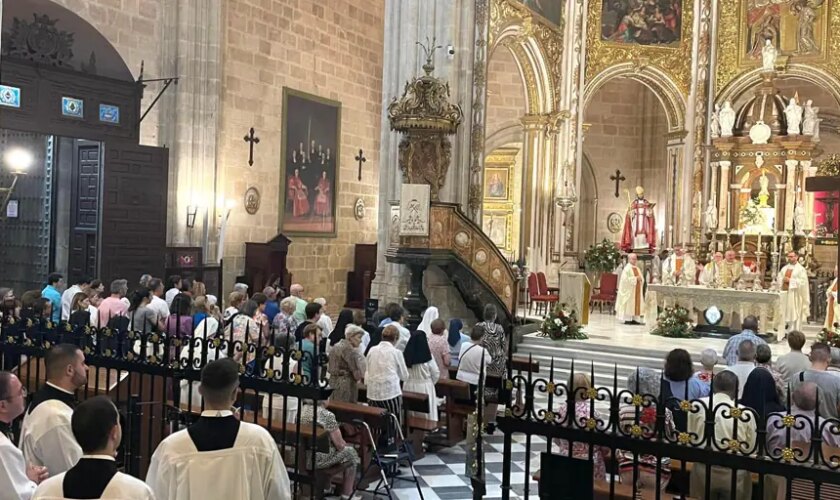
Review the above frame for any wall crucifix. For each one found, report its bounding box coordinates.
[609,169,626,198]
[355,149,367,181]
[243,127,260,166]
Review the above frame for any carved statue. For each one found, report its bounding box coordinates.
[785,97,804,135]
[762,39,778,72]
[704,197,718,232]
[710,104,721,138]
[758,170,771,207]
[794,200,806,235]
[803,99,820,136]
[719,101,736,137]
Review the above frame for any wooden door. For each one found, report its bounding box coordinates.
[100,142,169,283]
[68,140,102,283]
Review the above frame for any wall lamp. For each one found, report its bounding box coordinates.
[186,205,198,228]
[1,147,34,219]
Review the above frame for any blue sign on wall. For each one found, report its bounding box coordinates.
[99,104,120,124]
[62,97,84,118]
[0,85,21,108]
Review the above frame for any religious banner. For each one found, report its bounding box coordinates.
[279,88,341,237]
[399,184,431,236]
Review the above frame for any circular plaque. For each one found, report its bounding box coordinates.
[244,187,260,215]
[749,121,771,145]
[607,212,623,233]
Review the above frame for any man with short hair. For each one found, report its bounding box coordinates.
[722,316,767,366]
[41,273,64,324]
[294,302,322,342]
[776,330,811,382]
[689,370,755,500]
[20,344,87,475]
[147,278,170,325]
[289,283,307,322]
[262,286,280,323]
[790,342,840,420]
[98,279,128,328]
[32,396,153,499]
[165,275,182,308]
[767,382,840,453]
[313,297,332,335]
[0,372,48,498]
[60,276,91,321]
[616,253,645,325]
[778,250,810,332]
[725,339,756,398]
[381,303,410,351]
[146,359,291,500]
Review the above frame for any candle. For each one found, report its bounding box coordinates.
[757,232,762,252]
[740,230,746,251]
[669,225,673,246]
[772,233,777,252]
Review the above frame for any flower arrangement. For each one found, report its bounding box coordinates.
[539,303,588,341]
[818,328,840,349]
[584,239,622,273]
[739,198,765,227]
[650,305,696,338]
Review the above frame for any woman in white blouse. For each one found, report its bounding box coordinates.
[365,325,409,422]
[402,330,440,423]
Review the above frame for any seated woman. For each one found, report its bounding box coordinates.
[299,400,361,500]
[617,368,676,491]
[554,373,608,481]
[328,325,366,403]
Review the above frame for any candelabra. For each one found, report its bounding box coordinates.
[752,250,764,291]
[724,227,733,252]
[768,250,781,291]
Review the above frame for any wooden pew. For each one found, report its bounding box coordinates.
[356,385,434,457]
[446,355,539,379]
[435,378,472,444]
[325,400,386,473]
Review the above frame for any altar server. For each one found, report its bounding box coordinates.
[32,396,154,499]
[146,358,291,500]
[20,344,86,475]
[0,372,48,500]
[778,251,810,332]
[826,266,839,330]
[662,245,697,285]
[616,253,645,325]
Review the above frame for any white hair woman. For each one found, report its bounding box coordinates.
[327,325,366,403]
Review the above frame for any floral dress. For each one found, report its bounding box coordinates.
[553,401,607,480]
[299,404,360,469]
[476,321,506,401]
[617,405,676,485]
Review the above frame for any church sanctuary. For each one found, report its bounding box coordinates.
[8,0,840,499]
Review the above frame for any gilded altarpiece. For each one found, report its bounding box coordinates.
[716,0,840,93]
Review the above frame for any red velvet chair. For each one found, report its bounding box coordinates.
[537,271,559,296]
[528,273,558,316]
[590,273,618,314]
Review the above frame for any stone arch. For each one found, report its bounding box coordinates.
[491,24,555,115]
[485,124,524,154]
[716,64,840,109]
[583,63,687,133]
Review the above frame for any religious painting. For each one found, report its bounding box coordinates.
[482,211,512,251]
[484,167,512,201]
[743,0,828,62]
[280,88,341,237]
[516,0,563,27]
[815,192,839,240]
[600,0,683,46]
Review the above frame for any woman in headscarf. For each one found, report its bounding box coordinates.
[617,368,675,491]
[327,309,355,353]
[403,330,440,422]
[447,318,469,367]
[417,306,439,338]
[741,368,786,422]
[179,317,226,408]
[327,325,366,403]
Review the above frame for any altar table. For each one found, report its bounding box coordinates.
[647,284,786,338]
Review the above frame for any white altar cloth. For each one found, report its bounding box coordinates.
[647,284,786,338]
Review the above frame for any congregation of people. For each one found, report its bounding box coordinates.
[0,272,508,499]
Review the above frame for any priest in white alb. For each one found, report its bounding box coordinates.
[826,266,839,330]
[662,245,697,285]
[146,358,291,500]
[0,372,48,500]
[616,253,645,325]
[778,251,810,332]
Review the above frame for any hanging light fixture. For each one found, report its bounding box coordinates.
[1,147,34,219]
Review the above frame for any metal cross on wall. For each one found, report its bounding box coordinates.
[244,128,260,166]
[355,149,367,181]
[610,169,626,198]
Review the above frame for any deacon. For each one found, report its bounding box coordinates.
[616,253,645,325]
[0,372,49,499]
[32,396,154,499]
[146,358,291,500]
[662,245,697,285]
[20,344,86,475]
[779,251,810,332]
[826,266,839,330]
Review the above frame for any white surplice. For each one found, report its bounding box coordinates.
[19,399,82,475]
[826,278,840,329]
[662,254,696,285]
[0,432,38,500]
[777,262,810,331]
[32,460,154,500]
[616,263,645,323]
[146,418,291,500]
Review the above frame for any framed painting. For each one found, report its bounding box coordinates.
[482,211,513,252]
[484,167,512,202]
[600,0,682,46]
[279,88,341,237]
[517,0,563,27]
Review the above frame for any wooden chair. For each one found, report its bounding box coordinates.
[528,273,558,316]
[537,271,559,296]
[590,273,618,314]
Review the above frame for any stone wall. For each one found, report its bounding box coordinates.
[582,78,668,248]
[485,45,527,150]
[217,0,385,315]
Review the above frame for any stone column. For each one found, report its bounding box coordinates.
[159,0,223,258]
[784,159,799,231]
[718,161,731,228]
[706,161,718,233]
[520,114,549,271]
[370,0,477,305]
[802,160,817,231]
[665,137,686,246]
